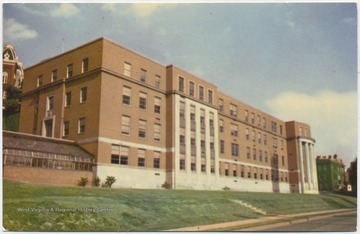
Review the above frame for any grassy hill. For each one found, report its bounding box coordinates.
[3,179,356,231]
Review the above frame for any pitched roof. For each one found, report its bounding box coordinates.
[3,131,94,160]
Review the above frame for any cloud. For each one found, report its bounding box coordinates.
[4,18,38,41]
[50,4,80,18]
[285,20,296,28]
[130,3,161,18]
[341,17,356,26]
[266,90,357,165]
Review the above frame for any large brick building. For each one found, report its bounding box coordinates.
[17,37,318,193]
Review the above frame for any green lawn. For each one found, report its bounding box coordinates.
[3,179,356,231]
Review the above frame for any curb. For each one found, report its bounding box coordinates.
[166,208,356,231]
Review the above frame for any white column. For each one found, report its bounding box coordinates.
[205,110,211,175]
[310,143,318,191]
[185,100,191,178]
[213,111,220,177]
[298,139,305,193]
[308,143,314,189]
[195,105,201,176]
[174,95,180,189]
[305,143,311,190]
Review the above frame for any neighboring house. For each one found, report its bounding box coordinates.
[16,37,318,193]
[3,44,24,98]
[316,155,346,192]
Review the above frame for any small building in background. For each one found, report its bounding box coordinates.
[3,44,24,98]
[316,154,345,192]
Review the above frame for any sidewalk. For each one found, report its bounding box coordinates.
[166,208,356,231]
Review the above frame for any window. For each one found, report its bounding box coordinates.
[219,119,224,133]
[257,115,261,126]
[155,75,161,88]
[120,146,129,165]
[231,143,239,156]
[154,123,161,141]
[280,125,283,135]
[208,90,213,104]
[139,119,146,138]
[216,99,223,114]
[271,121,277,133]
[80,87,87,103]
[63,121,69,136]
[65,92,71,107]
[121,115,131,135]
[264,134,267,145]
[253,148,257,160]
[180,135,186,154]
[247,147,250,159]
[248,167,251,178]
[201,140,205,157]
[265,151,268,162]
[262,117,266,128]
[225,163,229,176]
[241,165,245,177]
[154,151,161,168]
[111,145,121,164]
[191,138,196,156]
[51,70,57,82]
[139,92,147,109]
[230,104,237,117]
[47,96,54,111]
[191,163,196,171]
[258,132,261,144]
[189,81,195,96]
[140,69,147,82]
[154,97,161,114]
[282,155,285,166]
[180,159,185,170]
[201,164,206,172]
[251,112,255,124]
[3,71,8,84]
[245,128,249,140]
[252,130,256,142]
[67,64,73,78]
[179,76,185,92]
[245,110,249,122]
[259,150,263,161]
[124,62,131,77]
[220,140,225,154]
[37,75,43,87]
[138,149,146,167]
[78,118,86,134]
[199,86,204,100]
[231,123,238,137]
[82,58,89,73]
[122,86,131,105]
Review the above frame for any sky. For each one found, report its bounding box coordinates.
[2,2,358,167]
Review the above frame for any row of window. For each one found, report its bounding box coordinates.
[37,58,89,87]
[4,155,93,171]
[219,99,284,135]
[121,115,162,141]
[179,135,215,158]
[64,87,87,107]
[178,76,214,104]
[179,159,216,173]
[122,86,161,114]
[124,62,161,88]
[222,164,288,182]
[111,144,161,168]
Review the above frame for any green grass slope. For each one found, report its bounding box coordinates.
[3,180,356,231]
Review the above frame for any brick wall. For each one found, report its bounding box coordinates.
[3,166,94,186]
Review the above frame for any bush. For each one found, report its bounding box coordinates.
[223,186,230,191]
[103,176,116,188]
[161,181,171,189]
[93,176,100,187]
[77,177,88,187]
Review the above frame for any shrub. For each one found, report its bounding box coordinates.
[223,186,230,191]
[161,181,171,189]
[77,177,88,187]
[104,176,116,188]
[93,176,100,187]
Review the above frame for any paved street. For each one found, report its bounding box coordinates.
[240,211,357,232]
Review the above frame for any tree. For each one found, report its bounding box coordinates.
[348,158,357,197]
